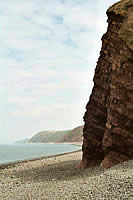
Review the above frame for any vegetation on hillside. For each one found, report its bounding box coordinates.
[28,126,83,143]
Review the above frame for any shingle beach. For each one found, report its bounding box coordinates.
[0,151,133,200]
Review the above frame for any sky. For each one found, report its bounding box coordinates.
[0,0,118,144]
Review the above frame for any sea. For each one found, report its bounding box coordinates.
[0,143,81,164]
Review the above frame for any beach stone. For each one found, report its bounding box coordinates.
[0,152,133,200]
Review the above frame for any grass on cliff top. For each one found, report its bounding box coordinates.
[107,0,133,16]
[107,0,133,50]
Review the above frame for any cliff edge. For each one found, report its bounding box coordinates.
[80,0,133,168]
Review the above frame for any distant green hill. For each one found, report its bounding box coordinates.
[60,126,83,142]
[28,126,83,143]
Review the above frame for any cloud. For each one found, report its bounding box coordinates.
[8,96,36,105]
[0,0,118,143]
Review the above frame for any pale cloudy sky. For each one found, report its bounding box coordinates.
[0,0,118,143]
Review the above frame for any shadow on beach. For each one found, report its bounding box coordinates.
[13,158,102,183]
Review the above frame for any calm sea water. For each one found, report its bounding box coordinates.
[0,143,81,164]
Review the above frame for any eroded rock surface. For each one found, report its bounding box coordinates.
[81,0,133,169]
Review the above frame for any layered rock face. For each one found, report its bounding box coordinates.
[81,0,133,168]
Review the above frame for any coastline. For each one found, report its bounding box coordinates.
[51,142,82,147]
[27,142,82,146]
[0,150,132,200]
[0,148,82,170]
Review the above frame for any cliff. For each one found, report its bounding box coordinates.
[80,0,133,168]
[28,126,83,143]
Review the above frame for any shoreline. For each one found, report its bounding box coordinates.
[0,149,82,170]
[27,142,82,146]
[0,142,82,169]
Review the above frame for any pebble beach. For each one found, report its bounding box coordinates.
[0,151,133,200]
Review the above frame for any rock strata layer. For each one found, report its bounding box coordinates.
[81,0,133,168]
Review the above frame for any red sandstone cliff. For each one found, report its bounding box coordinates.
[81,0,133,168]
